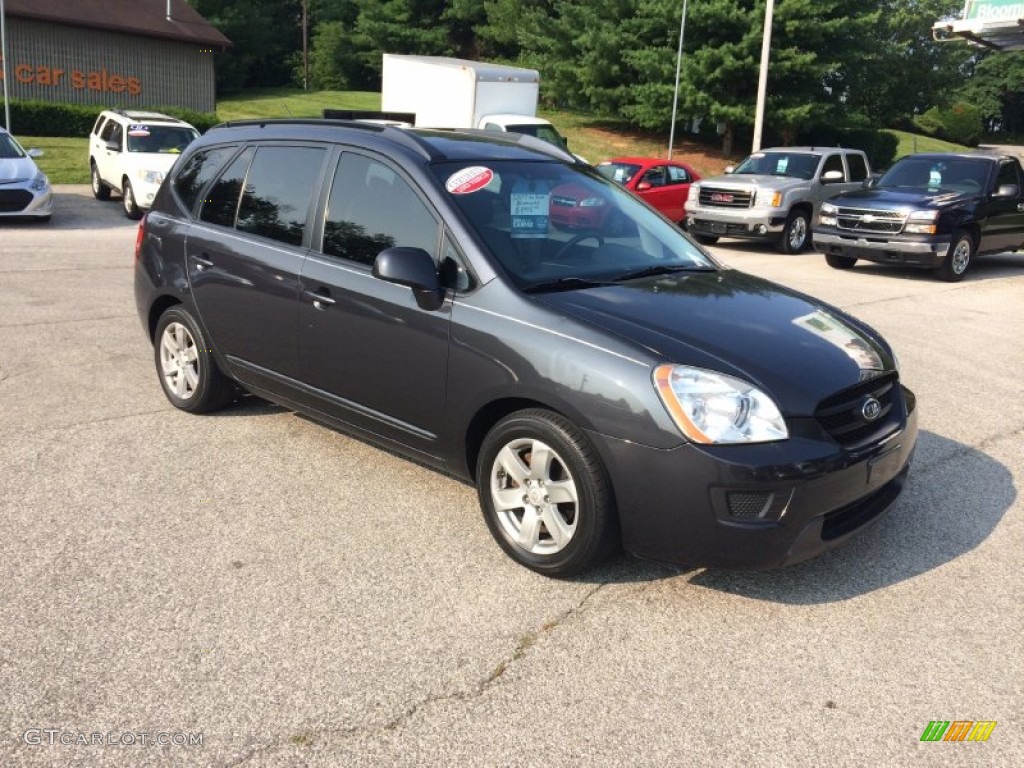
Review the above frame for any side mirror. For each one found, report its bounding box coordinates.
[821,170,844,184]
[105,140,120,152]
[636,181,652,191]
[373,247,445,311]
[724,165,736,174]
[26,148,44,158]
[994,183,1019,198]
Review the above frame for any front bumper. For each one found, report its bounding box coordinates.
[813,230,951,268]
[685,205,787,240]
[588,385,918,570]
[0,182,53,218]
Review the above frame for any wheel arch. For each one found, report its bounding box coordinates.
[147,295,182,342]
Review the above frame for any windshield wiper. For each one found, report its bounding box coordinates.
[523,276,614,293]
[613,264,716,282]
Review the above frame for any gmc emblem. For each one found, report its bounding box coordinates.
[710,193,734,203]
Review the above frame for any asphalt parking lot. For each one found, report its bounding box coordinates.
[1,186,1021,767]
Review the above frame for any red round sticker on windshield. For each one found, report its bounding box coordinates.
[446,166,494,195]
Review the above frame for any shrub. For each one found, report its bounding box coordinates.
[5,100,219,136]
[913,103,984,146]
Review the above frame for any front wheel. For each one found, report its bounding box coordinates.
[153,306,235,413]
[122,178,142,220]
[825,253,857,270]
[777,209,810,253]
[91,162,110,201]
[477,409,618,576]
[938,230,974,282]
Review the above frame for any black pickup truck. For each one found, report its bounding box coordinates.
[812,152,1024,281]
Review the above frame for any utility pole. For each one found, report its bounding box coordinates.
[668,0,689,160]
[1,0,9,131]
[302,0,309,91]
[752,0,775,152]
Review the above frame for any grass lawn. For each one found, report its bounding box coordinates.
[19,136,90,185]
[216,87,381,121]
[886,129,967,159]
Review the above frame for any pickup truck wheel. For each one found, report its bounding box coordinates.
[939,231,974,282]
[693,234,719,245]
[825,253,857,270]
[777,210,810,253]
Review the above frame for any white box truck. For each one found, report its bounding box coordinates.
[380,54,571,152]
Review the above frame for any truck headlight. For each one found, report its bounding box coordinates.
[820,202,838,215]
[905,209,938,234]
[139,170,165,185]
[653,365,788,444]
[757,190,783,207]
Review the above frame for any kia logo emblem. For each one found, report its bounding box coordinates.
[861,397,882,421]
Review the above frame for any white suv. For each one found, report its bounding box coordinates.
[89,110,200,219]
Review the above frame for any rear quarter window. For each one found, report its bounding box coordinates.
[173,146,239,215]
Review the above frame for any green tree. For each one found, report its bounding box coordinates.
[956,51,1024,135]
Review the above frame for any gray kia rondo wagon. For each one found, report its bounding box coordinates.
[134,119,917,576]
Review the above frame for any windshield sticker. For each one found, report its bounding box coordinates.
[127,124,151,137]
[446,166,494,195]
[510,191,550,239]
[775,157,789,174]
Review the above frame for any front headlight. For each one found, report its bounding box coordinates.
[139,170,165,185]
[757,190,782,207]
[653,365,788,444]
[689,183,701,198]
[905,209,938,234]
[30,172,49,192]
[820,202,838,215]
[578,197,605,207]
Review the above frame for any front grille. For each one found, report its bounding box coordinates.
[0,189,33,213]
[833,206,906,235]
[815,372,900,448]
[698,186,753,208]
[821,466,908,540]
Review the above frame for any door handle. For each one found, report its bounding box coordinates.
[191,254,214,271]
[304,288,336,309]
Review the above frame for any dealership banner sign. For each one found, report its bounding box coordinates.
[964,0,1024,21]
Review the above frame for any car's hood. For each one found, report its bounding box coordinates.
[828,187,971,209]
[0,156,38,184]
[700,173,805,189]
[123,152,182,173]
[533,270,893,415]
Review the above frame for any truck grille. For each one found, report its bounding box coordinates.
[698,186,753,209]
[815,372,900,448]
[833,206,906,235]
[0,189,33,213]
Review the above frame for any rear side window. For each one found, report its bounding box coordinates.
[199,147,254,228]
[236,146,327,246]
[667,165,691,184]
[847,154,868,182]
[822,154,845,177]
[173,146,238,215]
[322,153,439,266]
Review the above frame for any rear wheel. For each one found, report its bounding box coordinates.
[777,209,810,253]
[477,409,618,577]
[91,162,110,201]
[938,230,974,282]
[154,306,235,413]
[825,253,857,270]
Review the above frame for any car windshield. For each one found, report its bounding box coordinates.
[596,162,643,186]
[732,151,820,180]
[504,124,568,149]
[433,160,716,290]
[126,125,199,154]
[0,133,27,160]
[877,157,991,193]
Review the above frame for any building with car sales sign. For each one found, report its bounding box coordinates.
[1,0,230,113]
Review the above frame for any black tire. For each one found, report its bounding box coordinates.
[477,409,619,577]
[153,306,235,413]
[825,253,857,270]
[122,178,143,220]
[938,230,975,282]
[777,209,810,253]
[693,234,719,245]
[90,161,110,201]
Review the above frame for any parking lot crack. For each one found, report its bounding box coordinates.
[225,583,608,765]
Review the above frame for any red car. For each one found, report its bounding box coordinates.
[596,157,701,224]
